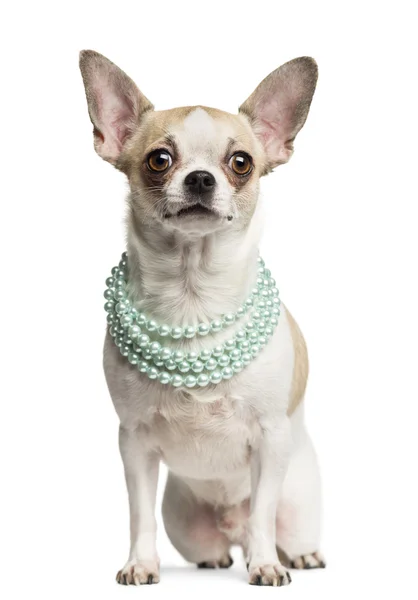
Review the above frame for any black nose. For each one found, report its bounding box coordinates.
[184,170,216,194]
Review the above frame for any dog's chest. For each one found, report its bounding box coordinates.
[148,394,260,480]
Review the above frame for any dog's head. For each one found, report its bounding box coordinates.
[80,51,317,235]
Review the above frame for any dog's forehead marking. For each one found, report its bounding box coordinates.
[181,107,217,139]
[170,107,234,153]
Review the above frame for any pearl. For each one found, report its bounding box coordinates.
[128,325,141,339]
[153,359,164,367]
[236,329,246,341]
[258,336,267,346]
[251,344,260,355]
[237,307,246,318]
[229,348,241,361]
[137,313,147,325]
[270,316,279,326]
[149,341,162,355]
[184,325,195,338]
[209,370,223,384]
[109,325,118,337]
[197,323,210,336]
[199,349,212,361]
[104,289,114,300]
[246,321,255,331]
[210,319,223,333]
[212,345,224,358]
[113,288,126,301]
[273,297,280,305]
[106,313,116,324]
[128,352,139,365]
[239,340,250,351]
[222,366,233,379]
[252,311,261,321]
[218,354,230,367]
[114,278,126,289]
[146,319,158,332]
[147,366,158,379]
[197,373,209,387]
[138,334,150,348]
[223,313,235,325]
[104,301,115,312]
[165,359,177,370]
[249,332,258,343]
[172,350,185,363]
[111,266,119,276]
[232,360,243,373]
[186,351,198,363]
[158,324,171,337]
[120,344,130,357]
[137,360,148,373]
[191,360,204,373]
[142,352,152,360]
[224,339,236,351]
[272,307,280,316]
[115,301,129,314]
[205,358,217,371]
[158,371,171,385]
[241,352,252,365]
[171,374,184,387]
[115,335,124,347]
[257,320,266,332]
[178,360,190,373]
[160,348,172,361]
[171,326,183,339]
[120,314,133,329]
[184,375,197,388]
[106,276,115,287]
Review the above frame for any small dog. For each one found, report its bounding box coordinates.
[80,50,324,587]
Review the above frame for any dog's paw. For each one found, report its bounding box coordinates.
[249,563,292,586]
[197,554,233,569]
[290,552,326,570]
[116,559,160,585]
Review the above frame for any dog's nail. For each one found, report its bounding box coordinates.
[147,574,154,584]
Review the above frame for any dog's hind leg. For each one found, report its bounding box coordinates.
[162,472,233,568]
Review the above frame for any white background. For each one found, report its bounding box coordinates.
[1,1,417,598]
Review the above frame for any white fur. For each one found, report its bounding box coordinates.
[104,197,323,583]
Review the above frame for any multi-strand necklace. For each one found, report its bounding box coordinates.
[104,253,280,388]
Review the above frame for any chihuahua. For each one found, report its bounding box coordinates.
[80,50,324,587]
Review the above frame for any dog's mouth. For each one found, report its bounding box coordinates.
[164,204,217,219]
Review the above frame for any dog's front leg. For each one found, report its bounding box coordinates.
[116,425,160,585]
[247,416,292,586]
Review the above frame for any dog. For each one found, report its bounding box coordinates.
[79,49,324,587]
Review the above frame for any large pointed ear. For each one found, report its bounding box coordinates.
[79,50,153,165]
[239,57,318,170]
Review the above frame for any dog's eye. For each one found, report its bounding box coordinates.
[229,153,253,176]
[147,150,173,172]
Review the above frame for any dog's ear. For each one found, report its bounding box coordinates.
[239,57,317,170]
[79,50,153,165]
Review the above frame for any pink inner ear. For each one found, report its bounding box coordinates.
[93,83,135,160]
[254,96,299,165]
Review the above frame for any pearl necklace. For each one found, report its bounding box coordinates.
[104,253,280,388]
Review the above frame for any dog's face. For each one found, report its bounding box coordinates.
[80,51,317,235]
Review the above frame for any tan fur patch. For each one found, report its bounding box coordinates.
[286,307,309,416]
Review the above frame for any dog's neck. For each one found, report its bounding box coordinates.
[126,204,263,327]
